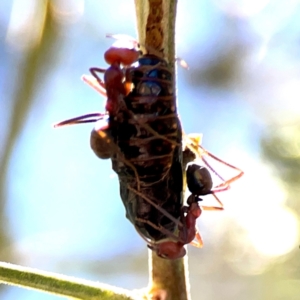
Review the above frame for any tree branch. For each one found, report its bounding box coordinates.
[134,1,191,300]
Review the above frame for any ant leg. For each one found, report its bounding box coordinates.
[90,67,106,85]
[54,113,106,127]
[184,133,244,188]
[190,228,203,248]
[207,191,224,209]
[81,67,108,97]
[187,194,223,211]
[135,217,179,241]
[201,206,224,211]
[137,116,181,148]
[127,186,183,228]
[82,74,107,97]
[200,146,244,187]
[201,156,226,182]
[210,185,230,193]
[184,134,228,184]
[114,154,141,191]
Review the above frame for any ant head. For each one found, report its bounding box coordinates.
[104,34,140,66]
[104,46,140,66]
[187,164,213,195]
[148,241,186,260]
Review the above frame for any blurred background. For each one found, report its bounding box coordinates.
[1,0,300,299]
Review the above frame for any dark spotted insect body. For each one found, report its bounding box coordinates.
[55,38,244,259]
[109,54,184,242]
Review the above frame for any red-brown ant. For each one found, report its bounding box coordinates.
[138,156,242,260]
[55,37,140,158]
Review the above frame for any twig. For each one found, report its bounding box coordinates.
[134,1,191,300]
[0,262,137,300]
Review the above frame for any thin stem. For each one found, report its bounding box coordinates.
[134,1,191,300]
[0,262,137,300]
